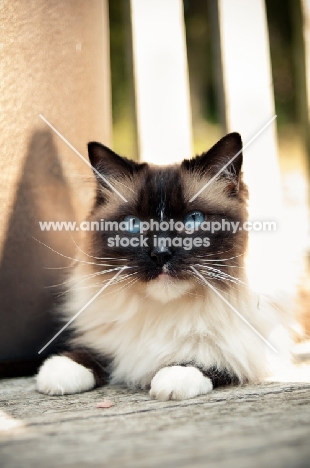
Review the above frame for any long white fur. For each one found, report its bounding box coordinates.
[58,265,292,391]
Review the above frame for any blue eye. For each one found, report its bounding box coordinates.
[123,215,141,234]
[183,211,204,229]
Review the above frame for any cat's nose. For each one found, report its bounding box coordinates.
[150,245,172,266]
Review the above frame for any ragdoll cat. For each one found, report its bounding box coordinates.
[36,133,290,400]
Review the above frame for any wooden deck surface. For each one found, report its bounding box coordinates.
[0,377,310,468]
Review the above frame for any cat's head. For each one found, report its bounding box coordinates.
[86,133,248,302]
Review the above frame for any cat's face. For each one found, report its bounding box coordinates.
[86,133,248,302]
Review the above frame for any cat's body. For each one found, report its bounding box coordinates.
[37,133,292,400]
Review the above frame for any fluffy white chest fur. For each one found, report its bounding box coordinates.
[64,268,288,389]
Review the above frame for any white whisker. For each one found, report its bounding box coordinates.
[54,269,137,298]
[70,235,127,262]
[33,237,122,268]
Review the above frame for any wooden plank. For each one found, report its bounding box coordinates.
[130,0,192,164]
[301,0,310,156]
[299,0,310,286]
[293,0,310,162]
[216,0,281,218]
[1,377,310,467]
[213,0,288,294]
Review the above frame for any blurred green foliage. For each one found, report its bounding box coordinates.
[108,0,137,158]
[109,0,129,123]
[265,0,296,125]
[183,0,219,124]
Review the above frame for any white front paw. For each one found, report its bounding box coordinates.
[150,366,213,401]
[36,355,96,395]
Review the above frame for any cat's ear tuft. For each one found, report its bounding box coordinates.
[182,132,243,186]
[88,142,144,179]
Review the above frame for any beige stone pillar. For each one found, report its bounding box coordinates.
[0,0,111,365]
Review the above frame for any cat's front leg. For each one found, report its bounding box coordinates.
[149,366,213,401]
[36,349,109,395]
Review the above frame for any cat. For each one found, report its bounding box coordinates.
[36,132,291,400]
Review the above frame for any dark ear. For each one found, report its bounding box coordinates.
[88,142,144,179]
[182,133,243,181]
